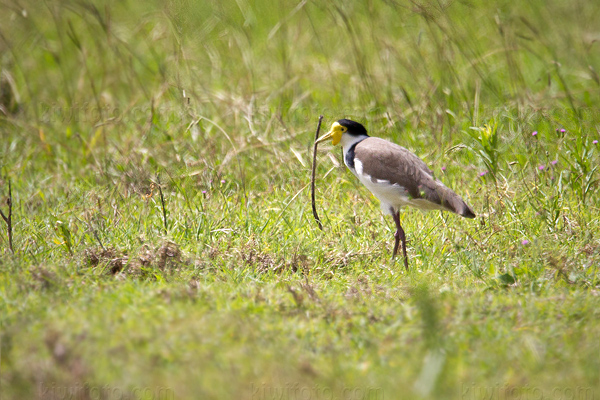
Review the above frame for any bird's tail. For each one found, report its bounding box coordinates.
[438,186,476,218]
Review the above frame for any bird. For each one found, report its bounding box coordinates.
[316,119,475,269]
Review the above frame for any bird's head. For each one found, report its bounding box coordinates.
[316,119,368,146]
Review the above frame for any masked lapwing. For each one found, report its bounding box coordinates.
[316,119,475,269]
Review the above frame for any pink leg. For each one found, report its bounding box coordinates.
[392,210,409,270]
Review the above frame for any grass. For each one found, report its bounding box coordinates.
[1,0,600,399]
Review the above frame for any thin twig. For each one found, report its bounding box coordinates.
[311,115,324,230]
[156,175,168,235]
[0,179,14,253]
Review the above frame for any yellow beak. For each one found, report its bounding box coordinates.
[315,130,334,145]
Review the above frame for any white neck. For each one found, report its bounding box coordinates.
[340,133,369,155]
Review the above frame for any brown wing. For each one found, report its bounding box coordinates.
[354,137,475,218]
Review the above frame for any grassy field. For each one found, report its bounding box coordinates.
[1,0,600,399]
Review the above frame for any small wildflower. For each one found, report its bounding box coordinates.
[521,240,530,246]
[538,165,545,171]
[202,190,207,194]
[532,131,538,136]
[551,160,558,166]
[479,171,488,177]
[220,179,226,184]
[560,129,566,133]
[441,166,446,172]
[593,140,598,144]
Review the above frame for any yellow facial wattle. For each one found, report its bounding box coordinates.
[330,121,347,146]
[331,125,342,145]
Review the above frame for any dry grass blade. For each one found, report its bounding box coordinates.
[155,174,168,235]
[311,115,324,230]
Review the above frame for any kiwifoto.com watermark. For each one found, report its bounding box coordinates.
[38,382,174,400]
[35,102,383,126]
[462,383,595,400]
[250,382,384,400]
[34,102,600,128]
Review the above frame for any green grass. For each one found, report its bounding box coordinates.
[1,1,600,399]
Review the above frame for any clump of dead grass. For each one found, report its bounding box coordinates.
[84,241,184,278]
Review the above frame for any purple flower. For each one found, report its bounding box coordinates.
[441,166,447,172]
[202,190,207,194]
[532,131,538,136]
[479,171,488,177]
[593,140,598,145]
[538,165,545,171]
[220,179,226,184]
[551,160,558,165]
[521,240,530,245]
[560,129,566,133]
